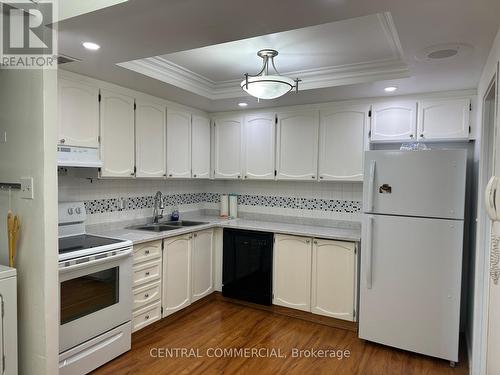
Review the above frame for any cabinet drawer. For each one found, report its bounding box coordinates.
[133,259,161,287]
[133,240,162,264]
[133,280,161,311]
[132,301,161,332]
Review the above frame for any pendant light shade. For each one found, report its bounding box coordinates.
[241,49,300,100]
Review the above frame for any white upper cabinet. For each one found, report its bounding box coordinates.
[243,113,276,180]
[135,99,166,178]
[276,110,319,180]
[163,234,192,317]
[273,234,312,312]
[319,105,368,181]
[191,230,214,302]
[311,239,356,321]
[191,115,211,179]
[58,77,99,148]
[213,116,242,179]
[370,101,417,142]
[100,89,135,178]
[167,108,192,178]
[417,98,471,141]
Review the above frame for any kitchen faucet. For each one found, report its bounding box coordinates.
[152,191,165,223]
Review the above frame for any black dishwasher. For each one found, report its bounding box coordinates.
[222,229,273,305]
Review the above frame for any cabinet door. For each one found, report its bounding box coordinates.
[163,235,191,317]
[243,113,275,180]
[276,111,319,180]
[319,105,368,181]
[166,108,191,178]
[135,100,166,178]
[214,116,242,179]
[191,229,214,302]
[311,239,356,321]
[191,115,211,179]
[100,89,135,177]
[58,77,99,148]
[273,234,312,311]
[417,98,470,141]
[370,101,417,142]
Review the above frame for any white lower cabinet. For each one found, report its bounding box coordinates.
[311,239,356,321]
[132,240,162,332]
[191,229,214,302]
[273,234,312,312]
[162,234,192,317]
[273,234,357,321]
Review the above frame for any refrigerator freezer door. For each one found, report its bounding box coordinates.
[359,214,463,362]
[363,150,467,219]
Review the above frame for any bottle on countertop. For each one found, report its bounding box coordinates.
[171,206,180,221]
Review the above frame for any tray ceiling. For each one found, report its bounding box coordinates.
[117,13,408,100]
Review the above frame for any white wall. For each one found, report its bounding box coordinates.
[0,68,58,374]
[469,26,500,375]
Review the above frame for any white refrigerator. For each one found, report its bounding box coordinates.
[359,149,467,364]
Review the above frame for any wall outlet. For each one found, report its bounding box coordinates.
[20,177,34,199]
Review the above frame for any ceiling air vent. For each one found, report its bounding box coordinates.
[57,55,80,65]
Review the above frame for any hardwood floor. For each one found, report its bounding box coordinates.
[92,299,468,375]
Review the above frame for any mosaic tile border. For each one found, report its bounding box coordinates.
[84,193,361,215]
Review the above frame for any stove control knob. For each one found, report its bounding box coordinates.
[75,207,81,214]
[67,208,74,215]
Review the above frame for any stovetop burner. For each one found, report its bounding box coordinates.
[58,234,124,254]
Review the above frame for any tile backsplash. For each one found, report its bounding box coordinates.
[58,176,362,225]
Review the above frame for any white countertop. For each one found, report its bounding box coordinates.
[87,215,361,244]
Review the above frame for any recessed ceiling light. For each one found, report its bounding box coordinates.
[384,86,397,92]
[238,102,248,107]
[82,42,100,51]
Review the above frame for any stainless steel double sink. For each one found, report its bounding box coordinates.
[127,220,208,232]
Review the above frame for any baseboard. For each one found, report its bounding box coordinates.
[214,292,358,332]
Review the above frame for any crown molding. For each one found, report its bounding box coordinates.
[117,12,409,100]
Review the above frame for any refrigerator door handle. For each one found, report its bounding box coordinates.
[366,215,374,289]
[367,160,376,212]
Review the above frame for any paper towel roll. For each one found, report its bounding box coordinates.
[229,194,238,218]
[220,194,229,217]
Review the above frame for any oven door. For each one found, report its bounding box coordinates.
[59,247,132,353]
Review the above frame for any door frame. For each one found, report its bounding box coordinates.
[472,64,498,375]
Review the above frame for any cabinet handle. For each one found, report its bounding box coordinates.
[311,176,315,179]
[409,134,414,138]
[244,175,248,179]
[144,293,149,298]
[193,174,197,178]
[319,176,324,180]
[130,172,135,176]
[305,239,310,244]
[59,139,65,144]
[189,235,193,239]
[314,240,318,244]
[168,174,173,177]
[194,233,197,237]
[145,271,150,276]
[163,174,167,177]
[145,250,150,255]
[237,175,241,179]
[145,315,150,320]
[419,134,424,138]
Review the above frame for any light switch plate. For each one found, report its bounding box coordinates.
[20,177,34,199]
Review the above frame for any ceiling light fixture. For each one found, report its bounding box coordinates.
[82,42,100,51]
[238,102,248,107]
[241,49,300,100]
[384,86,398,92]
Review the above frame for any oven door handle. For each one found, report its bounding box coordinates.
[59,249,132,274]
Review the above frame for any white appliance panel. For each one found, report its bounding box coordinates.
[363,150,467,219]
[359,214,463,362]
